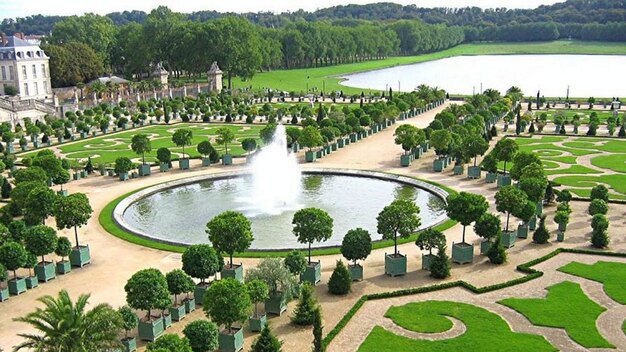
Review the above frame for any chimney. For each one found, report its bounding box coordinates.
[14,32,25,40]
[1,33,7,46]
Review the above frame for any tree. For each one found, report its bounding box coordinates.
[181,245,222,284]
[556,190,572,203]
[533,215,550,244]
[377,199,421,256]
[1,177,12,199]
[495,186,528,233]
[247,279,269,318]
[44,43,104,87]
[493,138,518,175]
[118,306,139,340]
[55,236,72,263]
[312,308,324,352]
[183,320,219,352]
[588,199,608,216]
[246,258,296,298]
[292,282,318,326]
[429,244,450,279]
[0,241,27,279]
[394,124,419,155]
[114,157,133,174]
[13,167,48,185]
[486,236,507,264]
[124,268,171,319]
[24,225,57,264]
[166,269,195,305]
[590,214,609,248]
[284,250,307,277]
[465,134,489,166]
[590,185,609,202]
[203,278,251,332]
[216,127,235,155]
[147,334,192,352]
[340,228,372,266]
[24,186,57,225]
[13,290,123,351]
[197,140,215,160]
[53,193,93,248]
[251,324,282,352]
[299,126,323,151]
[131,134,152,165]
[446,192,488,243]
[328,260,351,295]
[206,211,253,268]
[157,147,172,165]
[430,129,452,158]
[415,228,446,255]
[260,124,277,145]
[172,129,193,159]
[473,213,501,243]
[240,138,257,155]
[510,151,542,181]
[292,208,333,263]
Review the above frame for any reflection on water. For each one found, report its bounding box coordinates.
[123,175,446,250]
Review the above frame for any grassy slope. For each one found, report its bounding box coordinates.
[558,261,626,304]
[234,41,626,95]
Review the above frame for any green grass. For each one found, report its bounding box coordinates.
[558,261,626,304]
[544,165,601,176]
[499,281,613,349]
[623,320,626,336]
[51,123,264,165]
[359,301,556,352]
[554,174,626,197]
[231,41,626,95]
[543,109,618,124]
[567,188,626,201]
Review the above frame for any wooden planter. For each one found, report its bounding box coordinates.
[497,174,512,188]
[169,305,186,321]
[202,158,211,167]
[194,283,210,306]
[486,172,497,183]
[56,260,72,275]
[517,223,529,239]
[160,163,169,172]
[183,297,196,313]
[300,261,321,285]
[35,262,56,282]
[221,263,244,283]
[400,155,411,167]
[264,292,287,316]
[121,337,137,352]
[557,231,565,242]
[433,159,445,172]
[8,277,27,295]
[218,327,244,352]
[480,240,491,255]
[222,154,233,165]
[500,231,517,248]
[138,164,151,176]
[249,313,267,332]
[453,165,464,175]
[384,253,407,277]
[25,276,38,289]
[348,264,363,281]
[138,317,164,342]
[292,142,300,152]
[421,254,436,271]
[163,313,172,329]
[70,245,91,267]
[179,158,190,170]
[305,151,316,162]
[0,287,8,301]
[468,166,481,179]
[558,223,567,232]
[119,172,129,181]
[452,242,474,264]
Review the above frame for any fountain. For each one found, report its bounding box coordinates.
[244,124,302,216]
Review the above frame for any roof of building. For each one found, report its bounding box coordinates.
[1,36,35,48]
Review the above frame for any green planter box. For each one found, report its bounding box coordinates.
[201,158,211,167]
[413,148,422,159]
[452,243,474,264]
[20,145,28,152]
[400,155,411,167]
[557,231,565,242]
[221,264,244,283]
[222,154,233,165]
[305,151,316,162]
[70,246,91,267]
[501,231,517,248]
[5,144,14,154]
[486,172,497,183]
[344,137,350,145]
[119,172,129,181]
[468,166,481,179]
[385,254,407,277]
[348,264,363,281]
[179,158,190,170]
[480,240,491,255]
[517,224,529,239]
[194,283,210,306]
[421,254,436,271]
[138,317,164,342]
[249,313,267,332]
[433,159,444,172]
[337,139,344,148]
[218,328,244,352]
[300,261,321,285]
[0,288,8,301]
[35,262,56,282]
[73,173,81,181]
[8,277,27,295]
[80,170,87,178]
[350,133,357,143]
[121,337,137,352]
[138,164,151,176]
[56,260,72,275]
[99,169,106,176]
[453,165,464,175]
[331,142,338,151]
[33,141,39,148]
[421,142,429,152]
[528,216,537,231]
[25,276,38,289]
[163,313,172,329]
[536,201,544,216]
[107,170,115,176]
[183,297,196,313]
[292,142,300,152]
[169,305,186,321]
[315,150,324,159]
[442,158,448,168]
[497,174,512,188]
[160,163,169,172]
[265,292,287,316]
[57,190,69,197]
[558,223,567,232]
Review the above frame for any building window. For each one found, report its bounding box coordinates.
[1,66,5,81]
[43,81,48,93]
[34,82,39,95]
[41,64,46,77]
[32,65,37,79]
[22,65,27,79]
[23,83,29,96]
[9,66,14,80]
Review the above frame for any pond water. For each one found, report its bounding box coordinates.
[341,54,626,97]
[121,174,447,250]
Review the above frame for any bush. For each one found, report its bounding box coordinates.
[588,199,608,216]
[590,214,610,248]
[328,261,351,295]
[181,245,222,284]
[54,236,72,260]
[183,320,218,352]
[340,228,372,266]
[429,244,451,279]
[118,306,139,338]
[590,185,609,202]
[203,278,251,331]
[487,236,507,264]
[0,241,27,278]
[114,157,133,174]
[533,215,550,244]
[146,334,192,352]
[292,282,318,326]
[166,269,195,304]
[312,308,324,352]
[284,250,307,276]
[24,225,57,263]
[252,323,282,352]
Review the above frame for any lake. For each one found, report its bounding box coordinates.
[340,54,626,98]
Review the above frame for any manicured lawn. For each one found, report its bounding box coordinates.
[232,41,626,95]
[558,261,626,304]
[499,281,613,349]
[359,301,556,352]
[543,109,617,124]
[53,123,264,165]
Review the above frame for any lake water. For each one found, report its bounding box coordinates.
[340,54,626,98]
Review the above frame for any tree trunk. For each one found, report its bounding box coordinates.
[74,226,79,248]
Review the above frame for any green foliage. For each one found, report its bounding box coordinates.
[0,262,6,282]
[429,129,452,156]
[13,167,48,185]
[340,228,372,265]
[394,125,422,153]
[45,42,104,87]
[446,192,487,243]
[181,244,222,283]
[131,134,152,163]
[206,210,253,265]
[251,324,283,352]
[247,279,270,306]
[513,200,536,223]
[53,192,93,247]
[166,269,195,303]
[246,258,296,297]
[292,208,333,261]
[156,147,172,163]
[481,153,498,173]
[415,228,446,255]
[429,244,451,279]
[0,241,27,276]
[510,151,542,181]
[241,138,257,153]
[54,236,72,259]
[147,334,192,352]
[588,199,608,216]
[495,186,528,232]
[124,268,171,316]
[114,157,133,174]
[590,184,609,202]
[284,250,307,276]
[183,320,219,352]
[117,306,139,336]
[493,138,519,173]
[533,215,550,244]
[313,308,325,352]
[487,236,507,264]
[473,213,501,241]
[558,261,626,304]
[556,189,572,203]
[328,260,351,295]
[377,199,421,254]
[590,214,610,248]
[24,225,57,262]
[299,126,324,150]
[203,278,251,330]
[518,176,547,204]
[216,127,235,154]
[172,128,193,156]
[292,282,318,326]
[24,186,57,225]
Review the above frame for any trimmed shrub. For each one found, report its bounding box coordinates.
[292,282,318,326]
[429,244,451,279]
[146,333,192,352]
[183,320,218,352]
[590,185,609,202]
[588,199,608,216]
[251,324,282,352]
[532,215,550,244]
[591,214,610,248]
[487,236,507,264]
[328,261,351,295]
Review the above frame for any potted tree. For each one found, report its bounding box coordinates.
[24,225,58,282]
[493,138,518,187]
[216,127,235,165]
[131,134,152,176]
[0,241,27,295]
[495,186,528,248]
[124,268,171,342]
[466,135,489,179]
[157,147,171,172]
[206,211,253,283]
[340,228,372,281]
[247,258,296,316]
[182,244,222,307]
[54,193,93,268]
[115,157,133,181]
[377,199,421,276]
[430,129,452,172]
[284,250,307,297]
[482,154,498,183]
[554,210,570,242]
[474,213,501,255]
[118,305,139,352]
[0,263,8,301]
[183,320,219,352]
[394,125,419,167]
[246,279,269,332]
[23,251,38,289]
[203,278,251,352]
[197,140,215,167]
[166,269,195,321]
[300,126,324,162]
[54,236,72,275]
[415,229,446,270]
[447,192,488,264]
[514,200,536,239]
[292,208,333,284]
[172,128,193,169]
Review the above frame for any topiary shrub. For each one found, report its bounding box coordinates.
[284,250,307,277]
[588,199,608,216]
[429,244,450,279]
[251,324,283,352]
[146,333,192,352]
[292,282,318,326]
[54,236,72,262]
[487,236,507,264]
[590,185,609,202]
[327,261,351,295]
[532,215,550,244]
[118,305,138,340]
[183,319,218,352]
[590,214,610,248]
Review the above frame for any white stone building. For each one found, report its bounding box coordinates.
[0,33,52,101]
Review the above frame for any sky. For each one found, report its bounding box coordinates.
[1,0,564,19]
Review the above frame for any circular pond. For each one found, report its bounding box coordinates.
[114,170,448,250]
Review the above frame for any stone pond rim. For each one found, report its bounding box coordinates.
[108,168,450,253]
